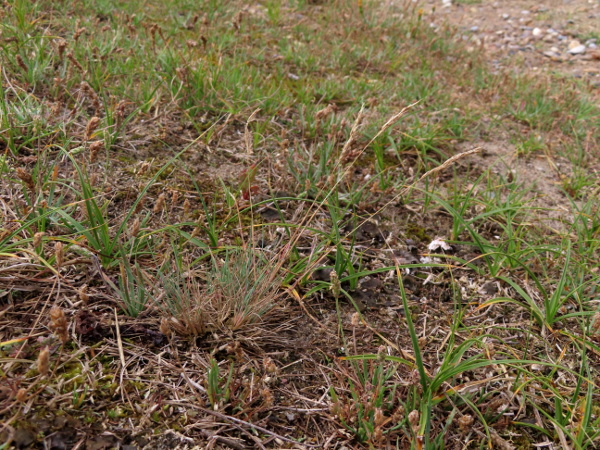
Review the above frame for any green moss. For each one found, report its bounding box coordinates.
[406,223,431,242]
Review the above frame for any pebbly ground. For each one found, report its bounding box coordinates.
[420,0,600,87]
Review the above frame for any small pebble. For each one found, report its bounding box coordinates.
[543,50,562,60]
[568,45,586,55]
[532,27,542,37]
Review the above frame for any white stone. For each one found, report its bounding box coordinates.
[532,27,542,37]
[568,44,586,55]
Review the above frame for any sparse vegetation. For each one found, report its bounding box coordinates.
[1,0,599,448]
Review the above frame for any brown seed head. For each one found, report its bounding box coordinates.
[130,217,141,238]
[85,116,100,140]
[16,167,35,191]
[232,11,242,30]
[115,100,127,127]
[67,52,84,72]
[80,81,101,112]
[89,140,103,163]
[55,38,67,60]
[170,190,179,206]
[54,241,64,267]
[37,346,50,376]
[457,414,474,433]
[408,409,420,434]
[134,195,146,214]
[16,388,28,402]
[33,232,45,248]
[79,285,89,304]
[16,54,28,72]
[391,404,405,422]
[159,318,171,336]
[73,27,85,42]
[263,357,277,374]
[591,312,600,335]
[50,306,69,344]
[260,388,273,407]
[374,408,385,426]
[153,193,166,213]
[182,198,191,218]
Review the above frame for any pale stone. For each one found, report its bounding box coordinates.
[568,44,586,55]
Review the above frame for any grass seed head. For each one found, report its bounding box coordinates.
[80,81,101,112]
[67,52,84,72]
[391,404,405,422]
[54,241,64,268]
[159,318,172,336]
[591,312,600,335]
[170,190,179,206]
[79,285,89,304]
[37,346,50,376]
[16,167,35,192]
[182,198,191,218]
[374,408,385,427]
[260,387,273,406]
[263,356,277,374]
[73,27,86,42]
[458,414,474,433]
[50,306,69,343]
[15,54,28,72]
[115,100,127,127]
[130,217,141,238]
[85,116,100,140]
[408,409,420,434]
[16,388,28,403]
[153,192,166,213]
[55,38,67,60]
[33,232,45,248]
[89,140,103,163]
[330,269,340,299]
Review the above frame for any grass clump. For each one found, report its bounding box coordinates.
[159,248,286,340]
